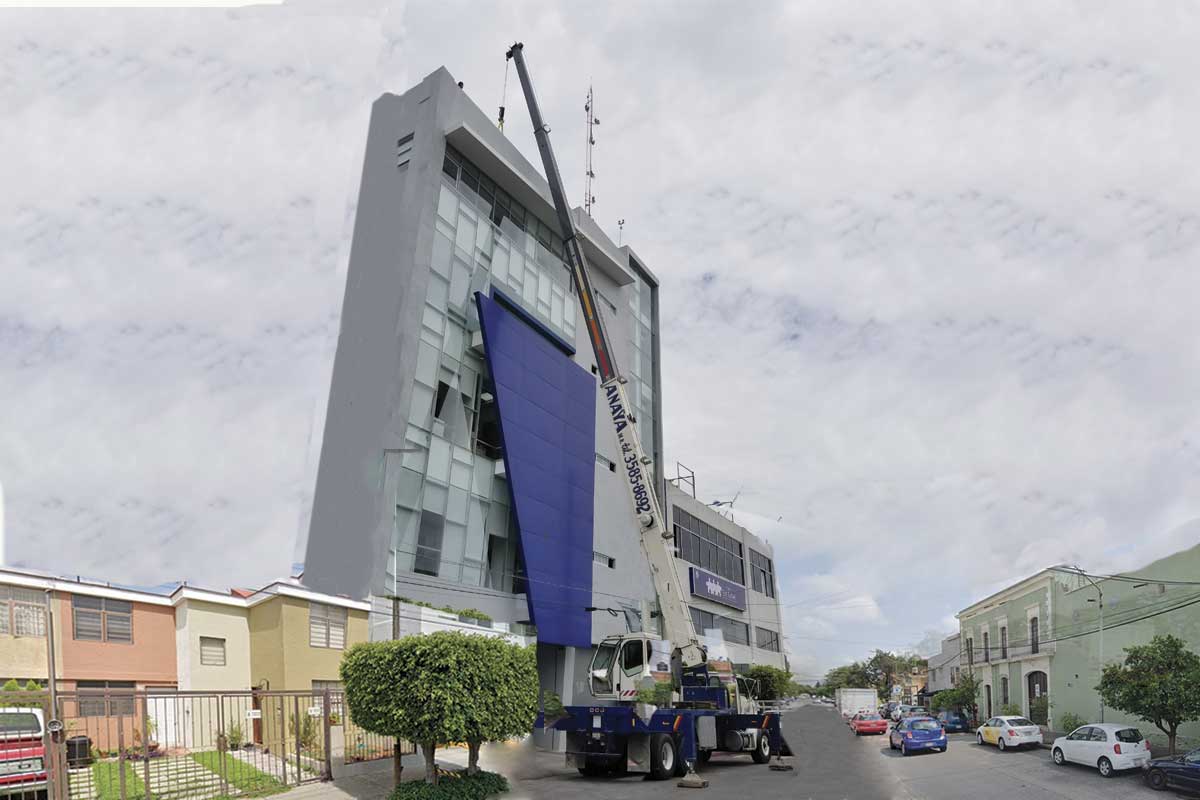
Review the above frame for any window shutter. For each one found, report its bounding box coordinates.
[328,607,347,650]
[105,612,132,643]
[200,637,226,666]
[75,609,104,641]
[310,603,328,647]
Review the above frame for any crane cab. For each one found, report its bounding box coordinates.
[587,633,758,714]
[588,633,666,701]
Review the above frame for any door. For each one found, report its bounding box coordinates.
[985,685,993,719]
[1026,671,1048,717]
[981,718,997,744]
[1062,726,1091,765]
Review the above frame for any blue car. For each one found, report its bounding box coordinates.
[889,716,947,756]
[937,711,970,733]
[1144,748,1200,792]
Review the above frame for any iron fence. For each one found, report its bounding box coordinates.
[0,689,412,800]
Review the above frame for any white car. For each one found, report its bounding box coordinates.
[976,715,1043,751]
[1051,723,1151,777]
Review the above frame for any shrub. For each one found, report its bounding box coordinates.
[1057,712,1086,733]
[999,703,1022,716]
[1029,696,1050,726]
[227,722,245,750]
[387,770,508,800]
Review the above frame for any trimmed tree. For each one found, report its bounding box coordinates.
[1097,634,1200,754]
[745,665,792,701]
[461,635,538,775]
[341,631,537,785]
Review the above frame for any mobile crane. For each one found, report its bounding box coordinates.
[505,42,785,784]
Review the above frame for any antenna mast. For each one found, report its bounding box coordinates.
[584,84,598,215]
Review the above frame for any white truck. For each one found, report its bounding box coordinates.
[835,688,879,720]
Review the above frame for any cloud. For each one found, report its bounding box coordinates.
[5,1,1200,681]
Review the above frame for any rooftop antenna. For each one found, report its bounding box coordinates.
[584,84,598,215]
[618,218,625,246]
[709,489,742,522]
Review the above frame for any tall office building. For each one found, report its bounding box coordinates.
[303,69,785,733]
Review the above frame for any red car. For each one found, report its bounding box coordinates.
[850,712,889,736]
[1,708,47,800]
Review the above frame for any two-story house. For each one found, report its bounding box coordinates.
[957,569,1053,722]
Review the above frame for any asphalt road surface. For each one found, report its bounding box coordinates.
[506,702,1188,799]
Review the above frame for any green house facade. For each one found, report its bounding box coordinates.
[959,540,1200,744]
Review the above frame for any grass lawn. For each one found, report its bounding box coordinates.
[91,760,150,800]
[189,752,288,798]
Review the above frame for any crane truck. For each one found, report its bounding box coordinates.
[505,42,786,785]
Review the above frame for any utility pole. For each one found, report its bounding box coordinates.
[1065,565,1105,723]
[44,588,62,800]
[391,595,403,784]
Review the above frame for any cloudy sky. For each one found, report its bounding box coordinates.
[5,0,1200,679]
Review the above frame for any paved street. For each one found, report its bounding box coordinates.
[271,702,1193,800]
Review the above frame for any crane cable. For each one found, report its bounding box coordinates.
[497,57,509,131]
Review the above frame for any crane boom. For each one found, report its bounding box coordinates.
[506,42,706,669]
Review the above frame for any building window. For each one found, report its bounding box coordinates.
[72,596,132,643]
[966,638,974,666]
[77,680,136,717]
[755,626,781,652]
[1030,617,1039,655]
[414,510,445,577]
[1000,676,1009,705]
[689,606,749,646]
[749,549,776,598]
[441,144,569,272]
[312,680,344,718]
[593,551,616,569]
[1000,626,1008,659]
[396,132,414,167]
[673,507,745,585]
[309,603,348,650]
[199,636,226,666]
[983,631,990,662]
[0,586,47,637]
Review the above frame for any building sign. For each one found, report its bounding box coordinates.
[689,567,747,611]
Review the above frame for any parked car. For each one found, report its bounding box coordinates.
[1144,747,1200,792]
[851,713,889,736]
[976,716,1043,751]
[1051,723,1150,777]
[891,704,912,721]
[889,716,947,756]
[905,706,928,718]
[937,710,970,733]
[0,708,47,800]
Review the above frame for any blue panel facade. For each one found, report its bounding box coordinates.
[475,291,596,648]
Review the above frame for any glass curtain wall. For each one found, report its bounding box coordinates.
[387,146,581,598]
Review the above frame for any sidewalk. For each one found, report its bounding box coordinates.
[274,740,568,800]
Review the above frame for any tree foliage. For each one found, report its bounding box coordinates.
[341,632,537,784]
[929,673,981,721]
[745,665,792,701]
[821,651,927,700]
[1097,634,1200,754]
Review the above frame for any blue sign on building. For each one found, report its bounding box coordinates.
[689,567,747,611]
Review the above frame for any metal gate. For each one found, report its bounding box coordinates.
[2,690,338,800]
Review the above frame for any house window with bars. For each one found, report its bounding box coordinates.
[310,603,348,649]
[199,636,226,666]
[77,680,136,717]
[0,586,47,637]
[72,595,132,643]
